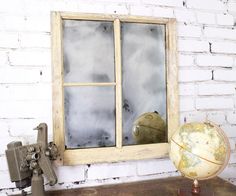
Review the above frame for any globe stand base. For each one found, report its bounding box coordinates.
[178,180,214,196]
[178,188,214,196]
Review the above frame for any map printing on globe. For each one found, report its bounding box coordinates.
[169,122,230,180]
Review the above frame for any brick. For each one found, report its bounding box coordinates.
[54,165,85,183]
[78,3,105,14]
[8,118,52,137]
[219,165,236,181]
[214,70,236,82]
[88,162,136,180]
[22,0,51,15]
[0,137,17,155]
[0,67,48,84]
[178,25,202,38]
[180,97,195,112]
[227,111,236,124]
[198,83,235,95]
[174,10,196,23]
[216,14,234,26]
[142,0,183,7]
[179,54,194,67]
[95,0,137,3]
[9,50,50,66]
[0,14,26,31]
[0,120,9,137]
[19,33,50,48]
[105,4,129,15]
[229,138,236,151]
[0,100,52,119]
[130,5,152,16]
[0,13,50,33]
[204,27,236,40]
[0,0,24,14]
[206,112,226,125]
[179,70,212,82]
[0,156,8,171]
[179,84,195,95]
[152,7,174,18]
[0,171,15,189]
[229,152,236,164]
[0,51,8,66]
[211,42,236,54]
[178,40,209,52]
[228,1,236,13]
[196,97,234,110]
[196,54,233,67]
[24,15,50,32]
[137,159,176,176]
[187,0,226,11]
[196,12,215,24]
[0,32,19,49]
[0,84,51,101]
[180,112,206,124]
[24,0,79,14]
[220,125,236,138]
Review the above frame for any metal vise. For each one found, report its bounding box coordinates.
[5,123,58,196]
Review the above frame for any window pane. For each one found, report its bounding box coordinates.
[63,20,115,83]
[121,23,166,146]
[64,86,115,148]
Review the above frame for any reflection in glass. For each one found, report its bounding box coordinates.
[121,22,166,145]
[64,86,115,148]
[63,20,115,83]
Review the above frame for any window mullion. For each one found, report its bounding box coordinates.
[114,19,122,148]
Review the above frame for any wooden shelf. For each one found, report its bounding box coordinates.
[45,177,236,196]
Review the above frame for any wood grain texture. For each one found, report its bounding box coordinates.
[51,12,65,165]
[114,18,122,149]
[44,177,236,196]
[166,19,179,141]
[63,143,168,165]
[63,82,116,87]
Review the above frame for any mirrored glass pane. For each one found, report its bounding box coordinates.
[63,20,115,83]
[121,23,166,146]
[64,86,115,148]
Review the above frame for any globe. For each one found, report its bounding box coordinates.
[169,121,230,181]
[132,112,166,144]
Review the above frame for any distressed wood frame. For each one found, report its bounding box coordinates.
[51,12,178,165]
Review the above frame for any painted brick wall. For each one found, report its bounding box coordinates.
[0,0,236,194]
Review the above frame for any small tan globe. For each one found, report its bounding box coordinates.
[132,112,166,144]
[169,121,230,180]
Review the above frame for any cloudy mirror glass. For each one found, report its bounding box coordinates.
[121,23,166,146]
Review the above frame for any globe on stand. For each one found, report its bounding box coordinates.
[169,121,230,196]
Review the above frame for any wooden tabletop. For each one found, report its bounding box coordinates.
[46,177,236,196]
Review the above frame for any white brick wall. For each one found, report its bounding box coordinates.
[0,0,236,194]
[196,12,215,24]
[87,162,137,180]
[198,83,235,95]
[216,13,234,26]
[179,70,212,82]
[178,25,202,38]
[137,159,177,176]
[178,40,209,52]
[196,97,234,110]
[179,54,195,67]
[196,54,233,67]
[204,27,236,40]
[214,70,236,82]
[211,41,236,54]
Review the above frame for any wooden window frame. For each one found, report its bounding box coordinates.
[51,12,179,165]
